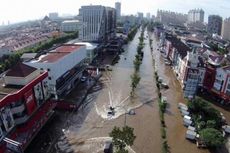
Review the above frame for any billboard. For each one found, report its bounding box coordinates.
[42,78,50,100]
[24,90,37,115]
[0,127,3,140]
[0,107,15,132]
[34,82,44,106]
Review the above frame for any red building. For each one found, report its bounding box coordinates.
[0,63,56,153]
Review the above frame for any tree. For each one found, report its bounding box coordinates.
[200,128,225,148]
[130,72,141,96]
[109,126,136,153]
[206,120,217,129]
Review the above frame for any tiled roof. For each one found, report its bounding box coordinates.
[6,63,37,77]
[166,34,191,59]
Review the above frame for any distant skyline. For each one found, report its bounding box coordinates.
[1,0,230,24]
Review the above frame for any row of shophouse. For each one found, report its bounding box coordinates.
[159,32,230,104]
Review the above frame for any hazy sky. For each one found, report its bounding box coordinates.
[1,0,230,24]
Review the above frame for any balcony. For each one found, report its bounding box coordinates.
[11,104,26,114]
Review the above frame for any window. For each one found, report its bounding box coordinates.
[48,77,52,80]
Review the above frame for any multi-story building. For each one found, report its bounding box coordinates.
[79,5,116,42]
[105,7,117,40]
[146,13,151,20]
[0,63,56,152]
[188,9,204,23]
[24,44,87,99]
[61,20,80,32]
[156,10,187,25]
[115,2,121,19]
[221,17,230,40]
[208,15,222,35]
[49,12,59,20]
[162,34,205,98]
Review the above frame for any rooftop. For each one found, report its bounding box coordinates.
[31,45,83,63]
[5,63,37,77]
[166,34,191,59]
[62,20,79,23]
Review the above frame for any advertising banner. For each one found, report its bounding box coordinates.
[34,82,44,106]
[24,89,37,115]
[42,78,50,100]
[0,127,3,140]
[0,107,15,132]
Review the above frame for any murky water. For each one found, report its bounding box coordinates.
[53,29,162,153]
[26,28,213,153]
[149,32,210,153]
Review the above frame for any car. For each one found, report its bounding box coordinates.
[80,76,87,82]
[161,82,169,89]
[104,141,113,153]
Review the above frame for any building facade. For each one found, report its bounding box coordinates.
[115,2,121,19]
[61,20,80,32]
[24,44,87,99]
[208,15,223,35]
[221,17,230,40]
[188,9,204,23]
[0,63,56,152]
[49,12,59,20]
[79,5,116,42]
[156,10,187,25]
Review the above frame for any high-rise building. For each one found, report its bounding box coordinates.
[188,9,204,23]
[49,12,59,20]
[156,10,187,25]
[79,5,116,42]
[146,13,151,20]
[115,2,121,19]
[208,15,222,35]
[105,7,117,39]
[221,17,230,40]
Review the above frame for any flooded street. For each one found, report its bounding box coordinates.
[26,29,230,153]
[149,32,209,153]
[55,29,162,153]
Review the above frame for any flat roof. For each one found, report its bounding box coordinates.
[62,20,79,23]
[32,45,83,63]
[0,78,23,100]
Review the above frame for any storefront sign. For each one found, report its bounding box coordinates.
[24,90,37,115]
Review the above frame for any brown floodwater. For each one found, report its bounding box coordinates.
[26,28,224,153]
[149,32,210,153]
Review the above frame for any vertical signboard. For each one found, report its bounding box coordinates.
[34,82,44,106]
[42,78,50,100]
[0,107,15,132]
[0,127,3,140]
[24,89,37,115]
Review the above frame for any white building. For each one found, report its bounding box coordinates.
[188,9,204,23]
[74,42,98,63]
[61,20,80,32]
[115,2,121,19]
[221,17,230,40]
[24,44,87,99]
